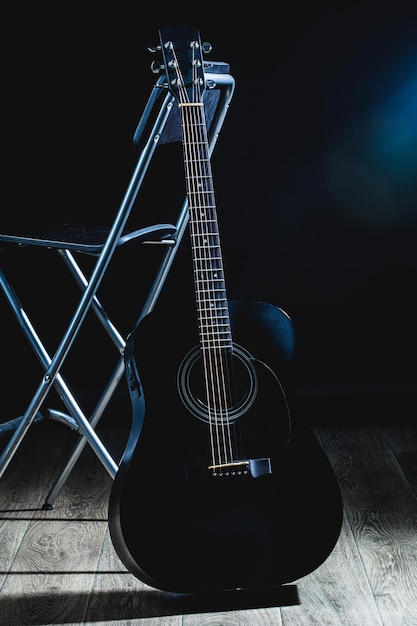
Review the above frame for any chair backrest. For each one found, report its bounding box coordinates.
[133,61,234,147]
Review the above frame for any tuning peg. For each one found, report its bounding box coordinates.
[147,45,161,53]
[202,41,212,54]
[150,60,164,73]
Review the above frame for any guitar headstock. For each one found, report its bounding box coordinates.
[157,26,210,105]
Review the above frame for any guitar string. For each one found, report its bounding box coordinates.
[190,100,230,472]
[182,90,219,467]
[169,43,218,465]
[189,47,235,472]
[179,54,222,469]
[187,48,229,471]
[171,40,234,471]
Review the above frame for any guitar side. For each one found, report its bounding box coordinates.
[109,300,343,593]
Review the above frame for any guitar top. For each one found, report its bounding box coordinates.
[108,26,343,594]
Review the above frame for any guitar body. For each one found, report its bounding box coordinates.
[109,297,343,593]
[109,25,343,593]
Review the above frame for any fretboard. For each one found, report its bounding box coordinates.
[181,102,232,351]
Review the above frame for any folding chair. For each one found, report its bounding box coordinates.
[0,47,235,509]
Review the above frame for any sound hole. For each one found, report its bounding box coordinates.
[177,343,258,423]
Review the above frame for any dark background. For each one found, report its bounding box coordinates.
[2,2,417,427]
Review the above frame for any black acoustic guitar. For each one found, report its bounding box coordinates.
[109,26,343,593]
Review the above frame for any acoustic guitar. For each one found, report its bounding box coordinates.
[109,25,343,593]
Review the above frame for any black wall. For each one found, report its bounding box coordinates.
[2,2,417,426]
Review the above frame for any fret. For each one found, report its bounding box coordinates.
[199,327,230,336]
[192,240,220,247]
[189,214,217,219]
[201,341,231,350]
[191,229,218,235]
[185,176,213,184]
[195,246,221,251]
[198,306,228,313]
[198,287,226,299]
[197,310,227,318]
[198,315,230,328]
[184,155,210,167]
[198,300,227,304]
[192,235,220,240]
[183,141,208,148]
[198,307,228,313]
[194,248,222,255]
[195,273,223,280]
[198,312,230,321]
[195,282,225,289]
[187,189,215,195]
[195,263,223,270]
[198,305,229,316]
[197,303,228,311]
[191,229,220,239]
[195,270,223,277]
[193,252,222,259]
[197,315,229,323]
[188,202,216,209]
[200,339,231,347]
[194,266,223,272]
[186,180,212,188]
[199,324,232,334]
[199,327,231,336]
[192,236,219,242]
[198,299,227,305]
[190,215,217,221]
[199,331,230,338]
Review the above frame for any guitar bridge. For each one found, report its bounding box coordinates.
[186,458,272,481]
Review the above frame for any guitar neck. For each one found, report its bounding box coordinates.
[181,102,232,351]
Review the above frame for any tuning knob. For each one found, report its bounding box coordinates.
[202,41,212,54]
[150,60,164,73]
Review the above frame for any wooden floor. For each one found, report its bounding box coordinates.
[0,420,416,625]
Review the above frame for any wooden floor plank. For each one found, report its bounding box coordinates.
[44,444,115,520]
[382,426,417,497]
[318,427,417,626]
[0,519,31,589]
[182,607,282,626]
[10,518,107,573]
[0,423,114,625]
[393,451,417,498]
[382,426,417,453]
[0,423,69,513]
[1,572,98,625]
[281,513,382,626]
[1,498,108,624]
[0,421,71,594]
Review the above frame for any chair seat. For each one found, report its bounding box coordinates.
[0,223,177,254]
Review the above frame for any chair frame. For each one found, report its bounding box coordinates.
[0,61,235,508]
